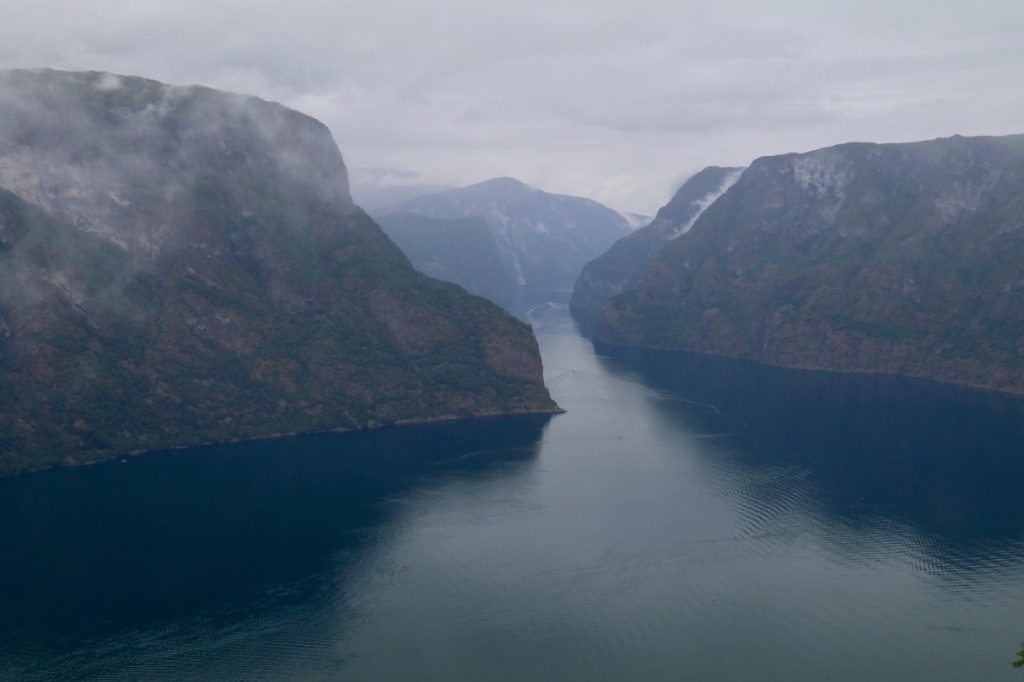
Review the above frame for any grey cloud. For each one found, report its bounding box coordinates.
[0,0,1021,213]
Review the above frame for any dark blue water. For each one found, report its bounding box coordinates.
[3,300,1024,680]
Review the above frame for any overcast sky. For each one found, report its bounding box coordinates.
[0,0,1021,214]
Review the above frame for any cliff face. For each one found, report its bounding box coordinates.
[385,177,631,291]
[0,69,558,476]
[375,211,515,306]
[570,166,742,326]
[596,134,1024,394]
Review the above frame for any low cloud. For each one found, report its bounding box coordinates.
[0,0,1021,213]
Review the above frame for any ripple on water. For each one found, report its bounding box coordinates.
[5,302,1024,681]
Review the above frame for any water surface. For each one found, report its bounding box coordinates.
[2,299,1024,680]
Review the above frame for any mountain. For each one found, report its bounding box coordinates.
[622,212,653,230]
[570,166,743,326]
[596,134,1024,394]
[375,211,515,305]
[0,69,558,476]
[384,177,631,291]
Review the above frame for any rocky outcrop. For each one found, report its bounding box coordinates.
[596,134,1024,394]
[570,166,742,326]
[0,69,558,476]
[375,211,515,306]
[384,177,630,291]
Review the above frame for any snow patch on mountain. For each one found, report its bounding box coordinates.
[668,168,744,240]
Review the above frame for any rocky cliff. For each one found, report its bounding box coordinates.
[0,69,558,476]
[570,166,742,326]
[596,134,1024,394]
[384,177,631,291]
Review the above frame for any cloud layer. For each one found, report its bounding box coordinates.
[0,0,1021,213]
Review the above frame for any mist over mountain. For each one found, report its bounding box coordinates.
[596,134,1024,394]
[0,69,557,476]
[3,2,1024,678]
[571,166,743,326]
[622,212,653,230]
[384,177,631,291]
[348,168,453,213]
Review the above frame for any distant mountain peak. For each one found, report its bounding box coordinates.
[461,177,537,197]
[476,176,530,188]
[383,178,630,290]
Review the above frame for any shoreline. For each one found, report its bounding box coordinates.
[3,405,566,480]
[592,340,1024,398]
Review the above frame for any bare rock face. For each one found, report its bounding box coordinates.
[0,69,558,476]
[596,134,1024,394]
[570,166,743,327]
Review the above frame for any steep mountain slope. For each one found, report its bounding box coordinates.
[386,177,630,290]
[570,166,743,326]
[375,211,515,305]
[0,69,558,476]
[596,134,1024,394]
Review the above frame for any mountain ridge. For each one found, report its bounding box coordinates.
[595,133,1024,394]
[0,69,559,476]
[570,166,743,326]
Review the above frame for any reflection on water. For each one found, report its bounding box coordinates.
[2,297,1024,681]
[0,417,549,679]
[595,344,1024,565]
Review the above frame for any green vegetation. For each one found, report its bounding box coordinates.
[596,134,1024,394]
[570,166,744,326]
[0,70,557,477]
